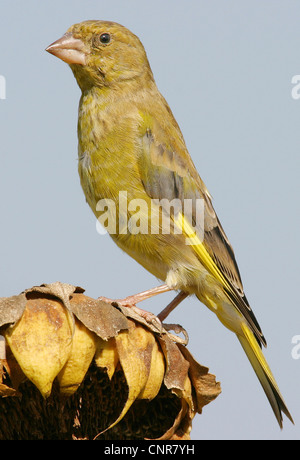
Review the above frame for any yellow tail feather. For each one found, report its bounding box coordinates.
[238,323,293,428]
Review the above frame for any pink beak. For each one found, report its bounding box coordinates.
[46,33,87,65]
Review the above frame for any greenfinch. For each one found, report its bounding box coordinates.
[46,20,293,427]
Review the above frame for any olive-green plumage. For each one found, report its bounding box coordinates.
[46,20,293,427]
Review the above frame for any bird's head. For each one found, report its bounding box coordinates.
[46,20,153,91]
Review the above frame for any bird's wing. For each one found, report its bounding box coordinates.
[138,118,265,346]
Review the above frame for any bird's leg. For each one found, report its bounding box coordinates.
[157,291,188,321]
[98,284,173,326]
[115,284,172,306]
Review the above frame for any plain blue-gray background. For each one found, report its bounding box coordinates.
[0,0,299,440]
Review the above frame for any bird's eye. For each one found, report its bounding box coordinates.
[99,33,111,44]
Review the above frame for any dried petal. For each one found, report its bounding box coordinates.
[68,293,128,340]
[138,336,165,400]
[157,334,190,392]
[1,348,26,390]
[94,337,119,380]
[104,320,158,431]
[57,318,98,395]
[0,294,27,328]
[4,296,73,398]
[0,383,18,397]
[178,344,221,412]
[151,400,189,440]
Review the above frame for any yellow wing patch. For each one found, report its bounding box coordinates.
[175,212,233,295]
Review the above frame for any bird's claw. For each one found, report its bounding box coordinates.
[130,305,162,332]
[97,295,162,332]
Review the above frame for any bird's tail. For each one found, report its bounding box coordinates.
[237,322,293,428]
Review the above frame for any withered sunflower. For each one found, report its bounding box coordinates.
[0,283,221,440]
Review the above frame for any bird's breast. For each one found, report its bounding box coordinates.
[77,92,146,210]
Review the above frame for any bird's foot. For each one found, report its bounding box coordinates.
[126,304,163,331]
[98,284,172,331]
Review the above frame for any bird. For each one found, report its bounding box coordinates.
[46,20,293,427]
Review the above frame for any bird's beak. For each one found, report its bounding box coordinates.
[46,33,87,65]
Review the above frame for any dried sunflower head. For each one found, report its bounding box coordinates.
[0,283,221,440]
